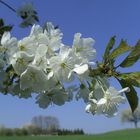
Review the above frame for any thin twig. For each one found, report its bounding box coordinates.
[0,0,16,13]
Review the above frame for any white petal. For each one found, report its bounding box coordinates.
[88,61,96,66]
[85,104,91,113]
[11,52,34,75]
[1,32,10,45]
[89,98,97,104]
[107,87,119,95]
[37,44,48,55]
[53,93,68,106]
[36,94,51,109]
[112,96,126,103]
[73,64,88,75]
[97,98,107,105]
[20,65,48,92]
[118,87,130,93]
[68,70,73,79]
[30,25,43,36]
[47,71,53,79]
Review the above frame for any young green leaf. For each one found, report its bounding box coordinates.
[0,26,13,34]
[103,36,116,63]
[110,40,131,59]
[120,40,140,67]
[118,79,138,112]
[118,72,140,87]
[0,19,13,40]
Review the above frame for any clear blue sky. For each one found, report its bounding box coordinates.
[0,0,140,134]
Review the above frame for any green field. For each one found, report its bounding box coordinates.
[0,129,140,140]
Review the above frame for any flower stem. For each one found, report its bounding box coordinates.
[0,0,16,13]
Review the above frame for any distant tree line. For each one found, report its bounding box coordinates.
[0,115,84,136]
[57,128,84,135]
[0,127,29,136]
[0,125,84,136]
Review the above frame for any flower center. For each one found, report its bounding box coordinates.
[60,62,66,69]
[75,47,84,53]
[19,45,26,51]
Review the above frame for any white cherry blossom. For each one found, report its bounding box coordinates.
[76,84,90,103]
[95,87,128,117]
[20,65,50,92]
[49,46,75,82]
[44,22,63,52]
[0,32,18,63]
[86,80,130,117]
[32,44,48,70]
[16,3,38,27]
[10,51,34,75]
[36,85,70,108]
[18,36,38,55]
[72,33,96,63]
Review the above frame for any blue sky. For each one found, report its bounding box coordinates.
[0,0,140,134]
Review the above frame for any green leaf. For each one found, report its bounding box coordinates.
[118,72,140,87]
[120,40,140,67]
[110,40,131,59]
[117,79,138,112]
[0,26,13,34]
[103,36,116,62]
[0,19,4,27]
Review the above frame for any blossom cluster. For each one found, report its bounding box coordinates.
[16,3,39,27]
[0,22,129,117]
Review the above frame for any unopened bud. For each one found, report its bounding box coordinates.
[118,87,130,93]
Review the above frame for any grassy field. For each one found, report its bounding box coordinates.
[0,128,140,140]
